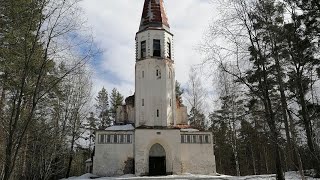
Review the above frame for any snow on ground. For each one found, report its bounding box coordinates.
[180,128,200,132]
[105,124,135,131]
[61,171,320,180]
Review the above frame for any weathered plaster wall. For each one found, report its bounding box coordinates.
[93,131,134,177]
[134,129,181,176]
[180,132,216,175]
[135,29,176,127]
[116,106,126,124]
[115,104,135,124]
[176,106,188,125]
[126,104,135,124]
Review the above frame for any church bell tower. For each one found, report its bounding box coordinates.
[135,0,176,127]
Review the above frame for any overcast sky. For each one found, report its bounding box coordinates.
[79,0,217,99]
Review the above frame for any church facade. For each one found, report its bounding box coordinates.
[93,0,216,176]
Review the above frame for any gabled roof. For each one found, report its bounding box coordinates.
[139,0,170,31]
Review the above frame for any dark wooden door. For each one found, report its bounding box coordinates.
[149,157,166,176]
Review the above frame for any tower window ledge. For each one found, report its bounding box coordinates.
[138,58,147,61]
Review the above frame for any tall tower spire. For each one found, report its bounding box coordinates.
[135,0,176,127]
[139,0,170,31]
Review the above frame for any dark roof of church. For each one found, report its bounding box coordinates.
[139,0,170,31]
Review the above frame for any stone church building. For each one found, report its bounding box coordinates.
[93,0,216,176]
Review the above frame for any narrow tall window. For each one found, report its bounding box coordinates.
[100,134,105,144]
[141,41,146,58]
[181,135,185,143]
[120,135,124,143]
[114,135,117,144]
[153,39,161,57]
[205,135,209,143]
[157,109,159,117]
[142,99,144,106]
[142,71,144,78]
[156,69,161,79]
[127,134,131,143]
[170,99,172,106]
[167,42,171,59]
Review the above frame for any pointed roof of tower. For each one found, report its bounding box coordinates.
[139,0,170,31]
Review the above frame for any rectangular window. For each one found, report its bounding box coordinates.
[187,135,191,143]
[127,134,131,143]
[157,109,159,117]
[192,135,197,143]
[142,99,144,106]
[205,135,209,143]
[153,39,161,57]
[100,134,133,144]
[167,42,171,59]
[99,134,105,144]
[110,135,114,143]
[142,71,144,78]
[120,135,124,143]
[141,41,146,58]
[181,135,185,143]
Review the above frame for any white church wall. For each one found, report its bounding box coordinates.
[180,132,216,175]
[134,129,182,176]
[135,29,175,127]
[93,131,134,177]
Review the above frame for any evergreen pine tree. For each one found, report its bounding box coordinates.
[110,88,124,121]
[95,87,111,129]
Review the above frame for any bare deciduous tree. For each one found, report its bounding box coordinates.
[185,67,207,129]
[0,0,96,179]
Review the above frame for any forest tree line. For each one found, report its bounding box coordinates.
[0,0,126,179]
[187,0,320,179]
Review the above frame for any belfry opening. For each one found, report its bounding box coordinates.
[148,143,166,176]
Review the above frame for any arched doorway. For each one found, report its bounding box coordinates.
[149,143,166,176]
